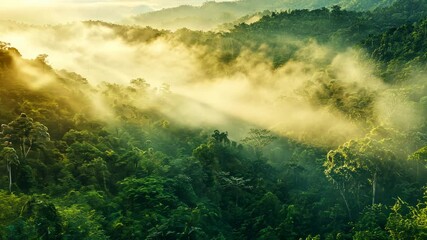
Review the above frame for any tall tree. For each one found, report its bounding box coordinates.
[407,145,427,182]
[325,133,397,214]
[242,128,276,160]
[1,113,50,161]
[0,147,19,192]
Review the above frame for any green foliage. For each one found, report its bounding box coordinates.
[59,204,108,240]
[362,18,427,82]
[353,204,389,240]
[0,191,29,237]
[19,197,63,240]
[1,113,50,161]
[407,145,427,183]
[386,194,427,240]
[242,128,277,160]
[1,1,427,239]
[117,176,178,212]
[130,0,398,31]
[0,147,19,192]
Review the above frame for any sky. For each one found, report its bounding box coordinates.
[0,0,236,24]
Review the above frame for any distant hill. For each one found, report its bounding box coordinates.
[128,0,397,30]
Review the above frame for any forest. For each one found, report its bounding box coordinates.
[0,0,427,239]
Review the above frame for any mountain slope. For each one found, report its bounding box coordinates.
[1,1,427,239]
[129,0,397,30]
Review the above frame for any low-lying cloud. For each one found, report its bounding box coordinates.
[0,0,240,25]
[1,21,425,147]
[0,1,152,24]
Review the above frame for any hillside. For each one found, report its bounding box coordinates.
[129,0,397,30]
[0,1,427,239]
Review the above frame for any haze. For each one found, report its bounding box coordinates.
[0,0,424,148]
[0,0,237,24]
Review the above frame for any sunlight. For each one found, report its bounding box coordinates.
[0,0,425,239]
[22,0,53,5]
[23,0,53,4]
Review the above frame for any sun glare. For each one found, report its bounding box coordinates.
[22,0,53,5]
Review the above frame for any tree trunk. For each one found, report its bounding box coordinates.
[340,191,352,220]
[339,188,352,220]
[20,145,24,160]
[103,172,108,192]
[7,164,12,193]
[20,138,26,160]
[19,137,32,161]
[24,138,32,159]
[416,159,419,182]
[356,184,362,210]
[372,172,377,206]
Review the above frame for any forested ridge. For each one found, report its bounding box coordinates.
[129,0,399,30]
[0,0,427,239]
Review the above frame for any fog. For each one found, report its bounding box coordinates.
[0,1,242,25]
[1,21,424,147]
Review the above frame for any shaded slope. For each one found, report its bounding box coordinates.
[129,0,397,31]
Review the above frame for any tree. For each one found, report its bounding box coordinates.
[193,140,218,187]
[78,157,110,191]
[331,5,342,16]
[0,147,19,192]
[242,129,276,160]
[212,130,230,146]
[324,132,397,219]
[324,147,355,219]
[353,204,389,240]
[1,113,50,161]
[0,190,29,237]
[20,197,63,240]
[59,204,108,240]
[386,193,427,240]
[117,176,178,212]
[218,171,252,207]
[65,142,105,186]
[407,145,427,182]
